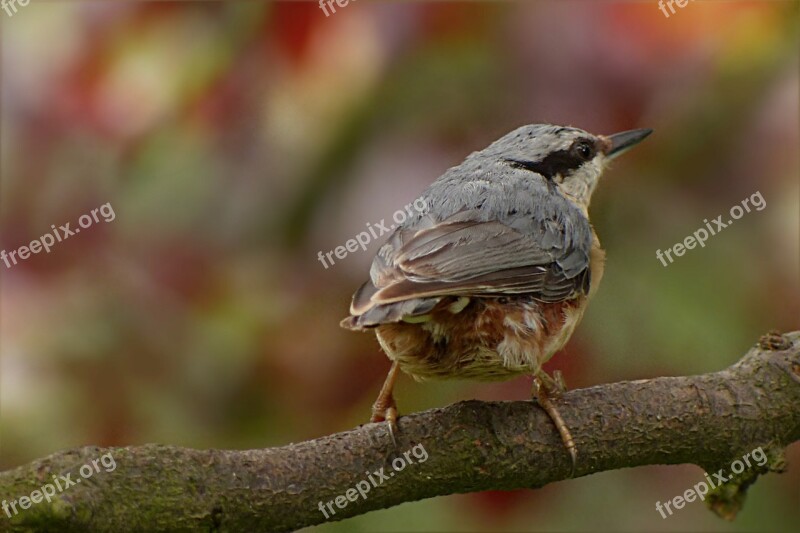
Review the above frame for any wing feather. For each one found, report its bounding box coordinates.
[349,208,592,320]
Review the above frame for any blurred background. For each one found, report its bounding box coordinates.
[1,1,798,531]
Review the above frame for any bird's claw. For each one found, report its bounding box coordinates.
[371,400,398,446]
[533,374,577,477]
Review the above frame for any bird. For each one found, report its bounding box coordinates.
[340,124,652,470]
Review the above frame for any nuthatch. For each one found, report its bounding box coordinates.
[341,124,652,470]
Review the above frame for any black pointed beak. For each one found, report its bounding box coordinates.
[605,128,653,159]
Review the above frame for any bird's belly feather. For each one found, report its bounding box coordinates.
[375,296,588,381]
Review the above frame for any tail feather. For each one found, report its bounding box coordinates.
[340,297,442,331]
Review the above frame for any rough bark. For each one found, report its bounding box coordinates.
[1,331,798,532]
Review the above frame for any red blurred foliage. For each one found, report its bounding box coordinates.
[268,2,321,68]
[462,489,535,526]
[144,243,219,305]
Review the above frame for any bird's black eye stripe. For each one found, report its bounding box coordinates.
[504,137,597,180]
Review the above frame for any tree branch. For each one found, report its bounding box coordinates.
[1,331,799,532]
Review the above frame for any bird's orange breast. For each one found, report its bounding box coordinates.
[375,295,588,382]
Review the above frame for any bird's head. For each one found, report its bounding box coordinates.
[482,124,652,209]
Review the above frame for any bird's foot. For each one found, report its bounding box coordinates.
[534,370,567,398]
[371,361,401,445]
[370,395,398,445]
[532,373,577,477]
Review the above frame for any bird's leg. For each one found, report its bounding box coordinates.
[537,369,567,397]
[371,361,400,441]
[532,372,576,476]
